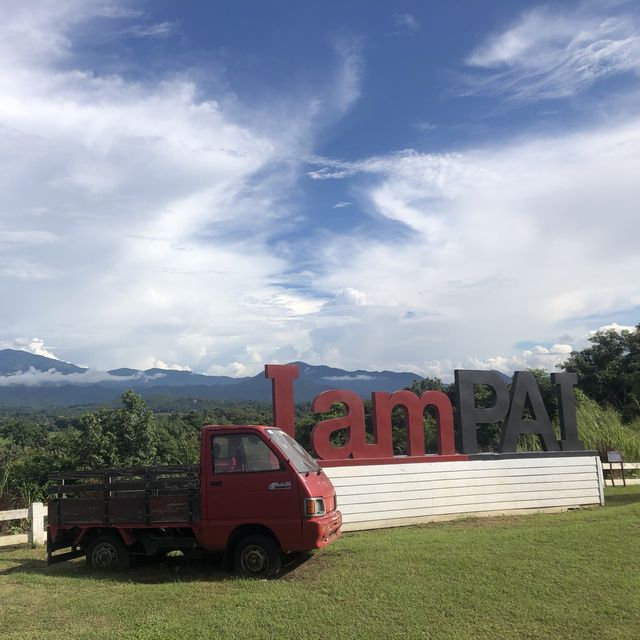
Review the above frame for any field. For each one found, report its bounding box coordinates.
[1,487,639,640]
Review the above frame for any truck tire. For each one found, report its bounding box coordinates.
[85,533,131,571]
[234,534,282,578]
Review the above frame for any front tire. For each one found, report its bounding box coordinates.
[234,535,281,578]
[85,533,131,571]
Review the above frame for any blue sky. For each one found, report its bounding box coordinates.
[0,0,639,379]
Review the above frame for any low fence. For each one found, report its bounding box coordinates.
[0,502,46,548]
[603,461,640,486]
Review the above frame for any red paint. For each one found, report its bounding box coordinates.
[48,425,342,562]
[265,364,299,438]
[280,365,458,461]
[203,425,342,552]
[319,454,469,467]
[371,390,457,457]
[311,390,367,459]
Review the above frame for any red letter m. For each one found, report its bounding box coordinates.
[371,390,455,457]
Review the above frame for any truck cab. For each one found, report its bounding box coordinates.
[47,425,341,577]
[196,425,341,574]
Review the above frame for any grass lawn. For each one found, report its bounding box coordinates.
[1,486,639,640]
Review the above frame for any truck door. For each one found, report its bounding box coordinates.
[203,431,302,550]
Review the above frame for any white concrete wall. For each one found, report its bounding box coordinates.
[324,455,603,531]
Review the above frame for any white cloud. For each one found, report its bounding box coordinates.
[469,343,574,375]
[0,366,165,386]
[0,229,59,245]
[123,21,178,38]
[0,338,61,360]
[137,358,191,372]
[333,201,352,208]
[0,258,61,280]
[330,38,363,115]
[304,117,640,374]
[329,288,368,306]
[464,5,640,99]
[1,1,637,382]
[24,338,59,360]
[393,14,420,34]
[414,121,438,132]
[206,361,253,378]
[0,1,362,375]
[588,322,636,336]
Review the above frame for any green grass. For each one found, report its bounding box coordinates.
[1,487,639,640]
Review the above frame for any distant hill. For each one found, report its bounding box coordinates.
[0,349,422,407]
[0,349,86,375]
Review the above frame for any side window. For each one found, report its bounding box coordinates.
[212,434,281,473]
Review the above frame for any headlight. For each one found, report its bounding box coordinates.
[304,497,326,517]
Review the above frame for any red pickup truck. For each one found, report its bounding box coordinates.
[47,425,342,577]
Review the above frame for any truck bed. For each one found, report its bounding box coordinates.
[48,465,201,526]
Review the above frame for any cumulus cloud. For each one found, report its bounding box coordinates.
[465,325,638,377]
[588,322,636,336]
[464,4,640,99]
[468,344,574,375]
[138,358,191,372]
[329,288,368,306]
[0,338,60,360]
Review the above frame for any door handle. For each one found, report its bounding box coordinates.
[210,480,223,487]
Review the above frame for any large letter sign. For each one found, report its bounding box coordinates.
[265,364,298,439]
[454,370,511,455]
[552,372,584,451]
[371,390,456,457]
[267,364,584,462]
[499,371,560,452]
[311,390,367,459]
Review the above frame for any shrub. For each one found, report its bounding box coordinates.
[576,390,640,461]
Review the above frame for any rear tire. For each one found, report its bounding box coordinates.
[234,534,281,578]
[85,533,131,571]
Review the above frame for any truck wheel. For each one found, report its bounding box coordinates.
[86,534,131,571]
[234,535,281,578]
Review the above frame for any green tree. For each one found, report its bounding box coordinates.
[76,390,157,469]
[561,324,640,422]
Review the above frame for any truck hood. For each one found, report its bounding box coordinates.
[302,469,337,510]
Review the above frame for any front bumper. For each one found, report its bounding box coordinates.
[302,509,342,550]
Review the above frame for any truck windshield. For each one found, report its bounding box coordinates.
[266,429,321,474]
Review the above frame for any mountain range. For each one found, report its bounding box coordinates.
[0,349,423,407]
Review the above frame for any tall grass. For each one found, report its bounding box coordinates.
[576,390,640,461]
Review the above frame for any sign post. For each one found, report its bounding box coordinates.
[606,450,626,487]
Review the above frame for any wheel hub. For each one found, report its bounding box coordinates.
[243,545,269,573]
[93,542,118,568]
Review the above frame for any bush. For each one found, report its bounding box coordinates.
[576,390,640,461]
